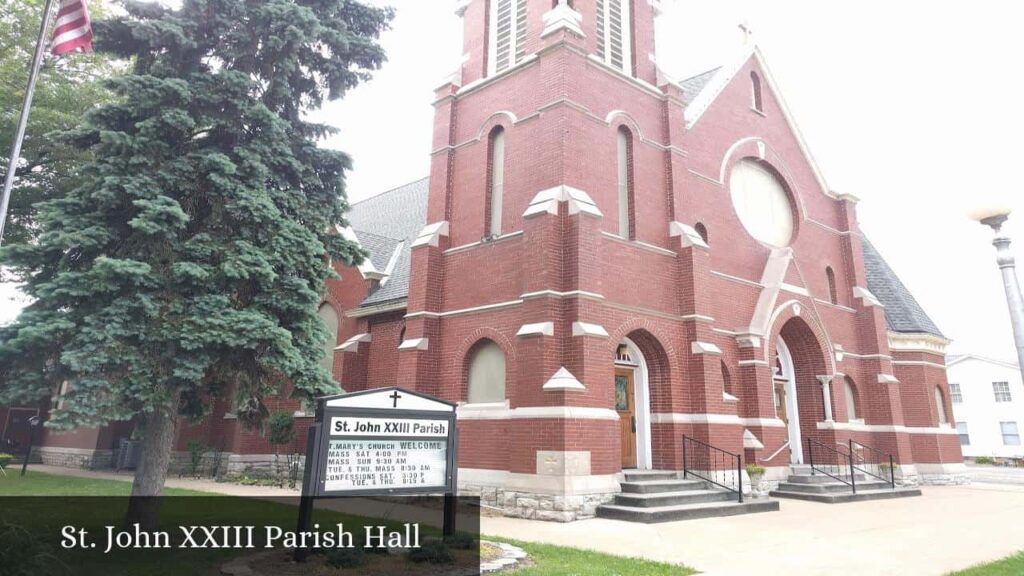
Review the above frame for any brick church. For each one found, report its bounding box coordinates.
[3,0,964,519]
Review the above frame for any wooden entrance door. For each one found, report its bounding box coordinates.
[774,380,789,433]
[616,368,637,469]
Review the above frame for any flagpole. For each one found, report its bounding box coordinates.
[0,0,57,249]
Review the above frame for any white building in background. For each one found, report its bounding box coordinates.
[947,355,1024,460]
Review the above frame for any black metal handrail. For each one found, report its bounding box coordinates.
[807,437,856,493]
[682,435,743,503]
[849,440,896,489]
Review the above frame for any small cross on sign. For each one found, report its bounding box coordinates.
[389,390,402,408]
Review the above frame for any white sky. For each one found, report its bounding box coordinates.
[4,0,1024,364]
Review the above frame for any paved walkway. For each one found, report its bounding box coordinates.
[26,465,1024,575]
[965,463,1024,485]
[482,484,1024,576]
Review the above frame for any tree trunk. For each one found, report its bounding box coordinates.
[125,403,178,532]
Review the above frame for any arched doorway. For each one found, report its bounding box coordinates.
[773,316,831,464]
[614,337,653,470]
[774,336,801,463]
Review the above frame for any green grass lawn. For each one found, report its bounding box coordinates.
[949,552,1024,576]
[0,471,695,575]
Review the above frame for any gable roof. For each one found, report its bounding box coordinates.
[680,45,832,200]
[347,177,429,307]
[946,354,1019,370]
[680,67,721,107]
[861,238,945,338]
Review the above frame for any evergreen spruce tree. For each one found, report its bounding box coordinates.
[0,0,391,527]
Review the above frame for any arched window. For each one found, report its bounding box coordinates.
[317,303,340,375]
[826,266,838,305]
[467,340,507,404]
[617,126,635,240]
[596,0,632,73]
[751,71,763,112]
[695,222,709,245]
[935,386,949,425]
[486,127,506,237]
[729,159,795,247]
[844,378,859,422]
[721,361,733,397]
[489,0,528,75]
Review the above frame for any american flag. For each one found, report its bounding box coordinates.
[51,0,93,56]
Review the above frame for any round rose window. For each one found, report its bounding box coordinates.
[729,159,795,247]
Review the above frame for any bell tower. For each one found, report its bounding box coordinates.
[455,0,661,87]
[397,0,701,517]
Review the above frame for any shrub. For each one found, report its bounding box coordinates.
[186,441,206,478]
[407,540,454,564]
[0,521,67,576]
[444,532,478,550]
[325,547,368,569]
[0,453,14,468]
[745,464,766,477]
[975,456,995,465]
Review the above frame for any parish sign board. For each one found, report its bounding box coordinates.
[295,388,459,559]
[305,387,458,496]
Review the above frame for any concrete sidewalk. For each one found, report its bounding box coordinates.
[481,483,1024,576]
[25,465,1024,575]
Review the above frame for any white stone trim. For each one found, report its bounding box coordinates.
[887,332,951,355]
[743,429,765,450]
[915,463,969,475]
[668,221,709,249]
[346,299,407,318]
[723,392,739,403]
[458,468,621,496]
[852,286,883,308]
[405,299,523,320]
[780,283,810,297]
[600,231,678,257]
[410,221,450,248]
[456,406,618,421]
[691,341,723,355]
[738,359,770,367]
[523,185,603,219]
[817,421,958,435]
[444,231,523,255]
[520,289,604,300]
[541,2,584,38]
[892,360,948,370]
[571,322,609,338]
[398,338,429,351]
[542,367,586,392]
[740,417,787,428]
[337,226,386,281]
[877,374,900,384]
[335,332,371,353]
[517,322,555,337]
[651,413,742,425]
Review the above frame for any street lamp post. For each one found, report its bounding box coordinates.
[971,206,1024,382]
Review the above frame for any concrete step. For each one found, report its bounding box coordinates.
[620,479,710,494]
[623,470,679,482]
[785,472,869,484]
[597,498,780,524]
[769,487,922,504]
[776,480,891,494]
[614,489,734,508]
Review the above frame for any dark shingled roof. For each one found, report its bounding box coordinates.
[347,177,428,307]
[680,67,722,107]
[861,238,944,338]
[346,179,944,338]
